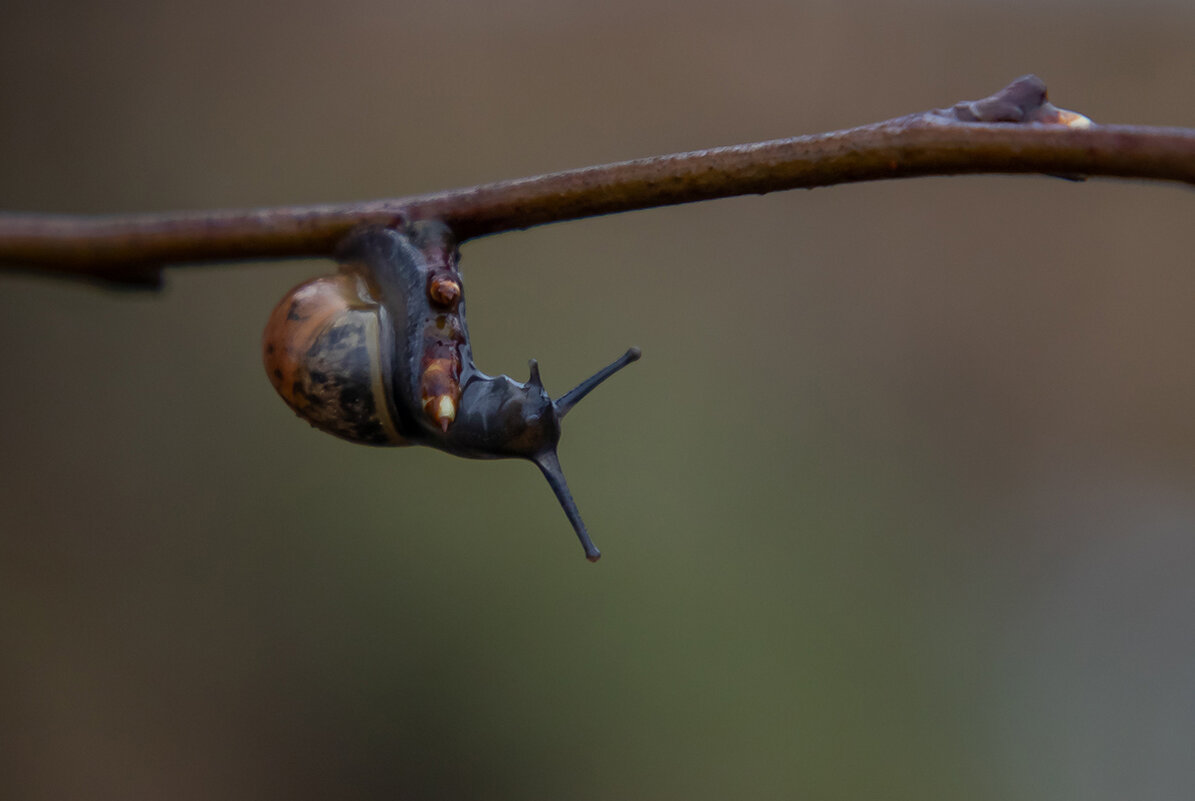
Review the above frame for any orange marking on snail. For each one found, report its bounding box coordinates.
[428,275,461,309]
[420,355,461,431]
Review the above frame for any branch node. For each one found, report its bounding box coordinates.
[933,74,1093,128]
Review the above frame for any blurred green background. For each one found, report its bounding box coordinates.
[3,1,1195,799]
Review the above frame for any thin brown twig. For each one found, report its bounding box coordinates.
[1,75,1192,287]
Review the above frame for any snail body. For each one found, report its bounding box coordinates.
[263,221,639,561]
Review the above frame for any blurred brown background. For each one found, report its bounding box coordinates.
[3,1,1195,799]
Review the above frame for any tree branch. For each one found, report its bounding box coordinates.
[1,75,1192,287]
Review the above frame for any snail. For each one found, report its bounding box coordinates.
[262,221,640,561]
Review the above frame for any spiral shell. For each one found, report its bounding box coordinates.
[262,271,405,446]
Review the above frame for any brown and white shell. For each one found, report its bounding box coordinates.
[262,270,406,446]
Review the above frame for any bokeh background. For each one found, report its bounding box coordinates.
[3,1,1195,799]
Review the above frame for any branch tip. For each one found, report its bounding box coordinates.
[935,74,1093,128]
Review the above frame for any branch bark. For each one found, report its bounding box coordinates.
[1,75,1192,287]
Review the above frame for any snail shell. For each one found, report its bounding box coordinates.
[262,269,406,446]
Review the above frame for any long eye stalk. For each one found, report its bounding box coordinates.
[535,449,602,562]
[554,347,641,418]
